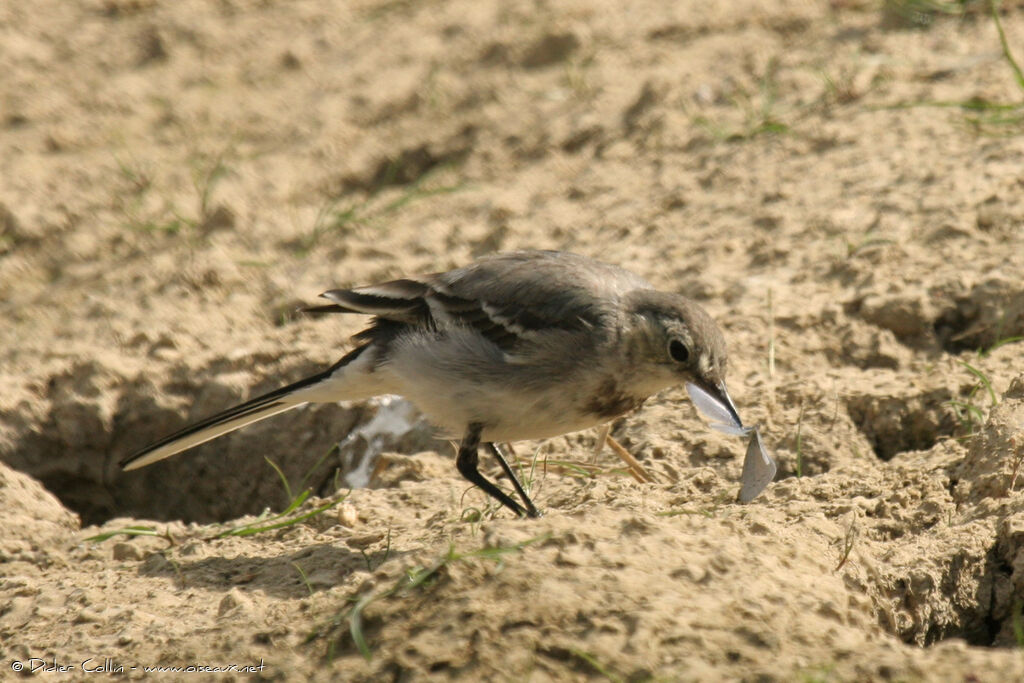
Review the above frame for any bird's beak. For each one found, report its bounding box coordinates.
[685,378,744,434]
[707,379,743,429]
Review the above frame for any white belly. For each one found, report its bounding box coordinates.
[380,329,609,441]
[395,376,605,441]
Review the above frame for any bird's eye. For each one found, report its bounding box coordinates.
[668,339,689,363]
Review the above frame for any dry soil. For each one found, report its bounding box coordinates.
[3,1,1024,680]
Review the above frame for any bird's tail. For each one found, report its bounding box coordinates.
[121,345,370,471]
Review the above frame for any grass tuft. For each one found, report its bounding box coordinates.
[880,1,1024,130]
[293,562,314,596]
[314,534,550,661]
[299,164,465,252]
[359,527,392,572]
[88,456,347,545]
[113,145,236,238]
[946,356,1002,436]
[215,491,345,538]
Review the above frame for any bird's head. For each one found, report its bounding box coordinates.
[621,289,742,430]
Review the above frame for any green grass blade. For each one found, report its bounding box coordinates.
[984,335,1023,356]
[349,595,374,661]
[220,497,342,537]
[264,456,293,502]
[85,526,161,543]
[568,648,623,683]
[281,489,312,516]
[323,532,550,661]
[292,562,314,596]
[657,508,715,518]
[1013,598,1024,647]
[959,360,998,406]
[541,459,599,478]
[298,443,340,493]
[992,0,1024,95]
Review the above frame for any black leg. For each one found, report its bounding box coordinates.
[455,423,536,518]
[486,443,540,518]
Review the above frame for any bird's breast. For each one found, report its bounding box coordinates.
[582,377,647,420]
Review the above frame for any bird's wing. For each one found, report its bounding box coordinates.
[305,277,433,323]
[309,251,650,351]
[429,250,650,349]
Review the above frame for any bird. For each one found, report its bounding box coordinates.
[121,250,743,518]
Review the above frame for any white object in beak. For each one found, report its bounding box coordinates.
[685,382,750,437]
[737,427,777,503]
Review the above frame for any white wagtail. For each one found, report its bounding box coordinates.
[121,250,746,518]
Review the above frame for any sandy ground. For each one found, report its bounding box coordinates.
[3,0,1024,680]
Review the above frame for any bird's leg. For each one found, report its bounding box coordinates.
[486,442,541,518]
[455,423,530,518]
[604,433,655,484]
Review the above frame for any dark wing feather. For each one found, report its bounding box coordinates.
[302,303,349,315]
[308,278,432,324]
[426,250,651,350]
[304,251,651,352]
